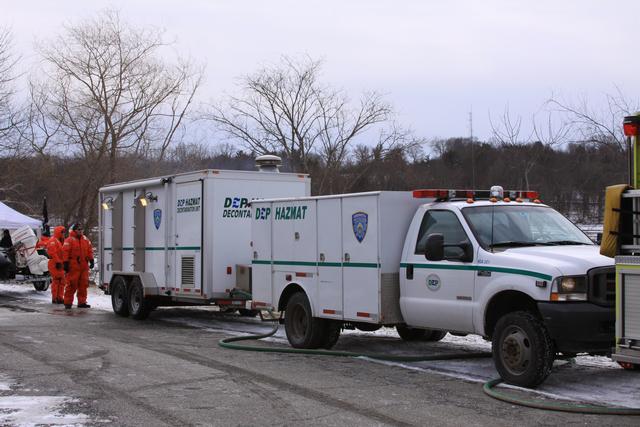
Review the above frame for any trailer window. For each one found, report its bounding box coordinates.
[415,210,470,258]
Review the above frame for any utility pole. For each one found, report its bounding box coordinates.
[469,109,476,188]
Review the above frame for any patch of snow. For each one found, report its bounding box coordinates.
[0,395,89,427]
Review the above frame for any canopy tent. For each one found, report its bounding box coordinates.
[0,201,41,230]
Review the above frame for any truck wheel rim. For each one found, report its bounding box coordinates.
[114,285,124,310]
[290,304,308,339]
[500,326,532,376]
[131,288,141,312]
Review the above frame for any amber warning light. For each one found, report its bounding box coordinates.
[623,115,640,137]
[413,188,539,201]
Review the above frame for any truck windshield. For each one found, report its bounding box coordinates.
[461,205,593,250]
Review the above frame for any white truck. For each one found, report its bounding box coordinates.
[250,187,615,387]
[98,156,309,319]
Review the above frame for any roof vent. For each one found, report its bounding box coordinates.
[255,155,281,173]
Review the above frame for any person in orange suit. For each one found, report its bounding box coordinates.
[36,226,51,250]
[46,226,66,304]
[63,223,94,309]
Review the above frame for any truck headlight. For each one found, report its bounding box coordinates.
[551,276,587,301]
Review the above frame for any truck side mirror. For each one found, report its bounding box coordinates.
[425,233,444,261]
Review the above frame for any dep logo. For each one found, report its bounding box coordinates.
[426,274,441,291]
[223,196,252,218]
[153,209,162,230]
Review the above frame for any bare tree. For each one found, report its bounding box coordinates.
[209,56,391,178]
[0,27,21,155]
[489,106,569,190]
[547,88,639,151]
[32,10,202,178]
[26,10,202,224]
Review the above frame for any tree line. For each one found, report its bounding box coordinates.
[0,10,634,230]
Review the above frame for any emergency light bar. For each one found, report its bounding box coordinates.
[412,188,540,201]
[623,115,640,137]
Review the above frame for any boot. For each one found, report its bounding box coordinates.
[57,299,64,304]
[77,303,91,308]
[64,304,72,310]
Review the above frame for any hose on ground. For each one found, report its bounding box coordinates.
[219,319,640,415]
[219,320,491,362]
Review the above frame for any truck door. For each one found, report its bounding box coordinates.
[175,181,203,295]
[402,209,474,332]
[317,198,343,319]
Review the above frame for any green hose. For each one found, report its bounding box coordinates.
[483,378,640,416]
[219,321,491,362]
[219,321,640,415]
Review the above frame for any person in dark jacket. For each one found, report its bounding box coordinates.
[0,229,12,248]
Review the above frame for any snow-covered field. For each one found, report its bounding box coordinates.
[1,281,639,412]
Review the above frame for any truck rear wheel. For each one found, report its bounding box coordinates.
[425,330,447,342]
[33,280,49,291]
[111,276,129,317]
[492,311,554,388]
[284,292,326,349]
[321,321,341,349]
[396,325,427,341]
[128,278,152,320]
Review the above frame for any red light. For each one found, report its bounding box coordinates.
[523,191,539,199]
[413,189,449,199]
[226,266,232,275]
[624,122,640,137]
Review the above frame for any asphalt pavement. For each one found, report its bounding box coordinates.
[0,290,637,426]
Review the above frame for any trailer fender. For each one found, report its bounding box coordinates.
[110,272,159,296]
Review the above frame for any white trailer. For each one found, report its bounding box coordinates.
[98,157,309,319]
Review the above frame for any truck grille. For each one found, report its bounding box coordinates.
[588,267,615,307]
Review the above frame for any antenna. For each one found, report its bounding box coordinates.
[469,108,476,188]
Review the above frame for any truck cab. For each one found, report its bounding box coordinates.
[399,187,614,386]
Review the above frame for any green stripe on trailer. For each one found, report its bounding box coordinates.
[103,246,201,251]
[252,260,380,268]
[400,262,551,281]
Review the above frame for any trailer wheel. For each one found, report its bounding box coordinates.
[111,276,129,317]
[128,278,152,320]
[425,330,448,342]
[492,311,554,388]
[396,325,427,341]
[284,292,326,349]
[33,280,49,292]
[321,321,341,349]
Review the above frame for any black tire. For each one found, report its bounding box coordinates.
[321,321,341,349]
[284,292,326,349]
[425,330,448,342]
[396,324,427,341]
[110,276,129,317]
[128,278,152,320]
[354,322,382,332]
[33,280,48,292]
[492,311,554,388]
[238,308,260,317]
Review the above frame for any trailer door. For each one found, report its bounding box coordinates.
[175,180,203,295]
[317,199,343,319]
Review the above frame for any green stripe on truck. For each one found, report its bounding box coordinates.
[400,262,552,281]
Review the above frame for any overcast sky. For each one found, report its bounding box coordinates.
[3,0,640,142]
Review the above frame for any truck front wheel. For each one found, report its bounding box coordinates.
[492,311,554,388]
[396,325,427,341]
[284,292,326,349]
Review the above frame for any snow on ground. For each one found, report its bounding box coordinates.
[2,281,639,409]
[0,374,89,427]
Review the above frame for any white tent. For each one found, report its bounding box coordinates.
[0,201,41,230]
